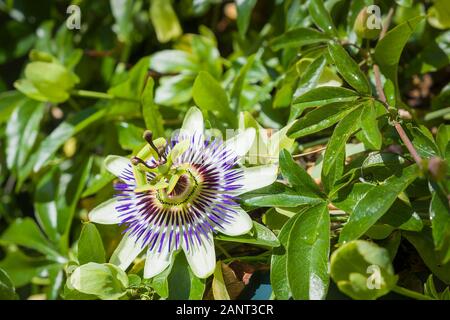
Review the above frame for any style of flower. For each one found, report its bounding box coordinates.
[88,107,278,278]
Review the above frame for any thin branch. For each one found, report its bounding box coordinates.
[293,147,327,158]
[393,122,423,166]
[373,65,386,102]
[380,8,395,39]
[372,7,423,170]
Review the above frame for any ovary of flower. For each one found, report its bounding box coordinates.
[88,107,279,279]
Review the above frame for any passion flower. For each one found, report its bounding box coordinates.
[88,107,278,278]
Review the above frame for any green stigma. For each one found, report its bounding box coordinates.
[130,130,193,201]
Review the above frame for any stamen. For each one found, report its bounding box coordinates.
[143,130,167,164]
[144,130,162,157]
[131,156,158,169]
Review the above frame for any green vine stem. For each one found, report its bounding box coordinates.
[392,285,434,300]
[71,89,140,103]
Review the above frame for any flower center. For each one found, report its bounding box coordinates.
[155,168,201,207]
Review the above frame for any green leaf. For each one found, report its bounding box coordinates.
[107,57,150,115]
[230,55,255,112]
[82,171,115,198]
[430,184,450,264]
[308,0,338,36]
[436,124,450,157]
[110,0,134,42]
[330,240,398,299]
[63,279,97,300]
[322,105,364,179]
[377,199,423,232]
[404,228,450,284]
[32,107,105,173]
[294,55,328,97]
[62,159,93,242]
[378,231,402,261]
[0,248,55,288]
[288,102,359,139]
[16,61,79,103]
[332,182,373,214]
[34,158,92,254]
[240,183,324,207]
[328,42,371,94]
[331,152,407,197]
[78,223,106,265]
[236,0,257,37]
[0,268,18,300]
[280,149,324,198]
[150,0,182,43]
[155,74,195,106]
[34,168,61,244]
[263,208,290,232]
[149,264,172,298]
[292,86,360,109]
[44,264,65,300]
[142,77,164,138]
[424,275,439,299]
[322,150,345,195]
[396,0,413,7]
[127,274,141,288]
[427,0,450,29]
[359,100,382,149]
[0,91,24,124]
[339,165,419,243]
[6,98,45,172]
[287,203,330,300]
[69,263,128,300]
[149,251,205,299]
[190,34,222,78]
[116,122,145,151]
[150,50,197,73]
[168,252,205,300]
[374,16,424,103]
[409,125,440,158]
[216,221,280,248]
[0,218,61,261]
[270,27,331,50]
[192,71,234,125]
[212,261,230,300]
[270,211,301,300]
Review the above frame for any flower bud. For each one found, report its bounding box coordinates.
[428,157,448,181]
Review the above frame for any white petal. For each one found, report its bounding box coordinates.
[236,164,278,195]
[217,207,253,236]
[104,155,130,178]
[143,237,173,278]
[110,233,144,270]
[88,198,121,224]
[225,128,256,158]
[182,232,215,279]
[181,107,204,136]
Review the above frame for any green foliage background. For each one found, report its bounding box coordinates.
[0,0,449,300]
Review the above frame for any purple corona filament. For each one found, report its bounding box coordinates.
[113,133,243,254]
